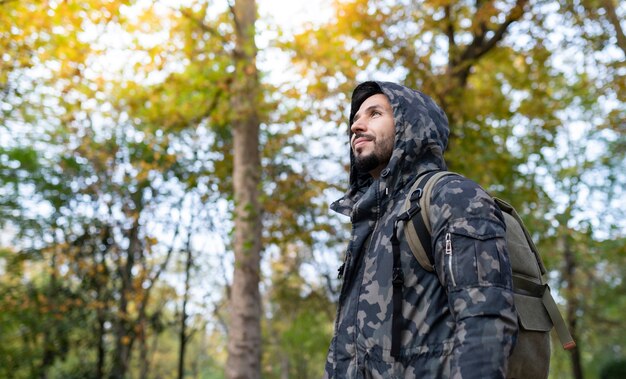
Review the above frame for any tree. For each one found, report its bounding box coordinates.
[284,0,564,214]
[0,2,221,374]
[283,1,626,377]
[225,0,263,377]
[3,0,622,376]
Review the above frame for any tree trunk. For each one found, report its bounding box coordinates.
[280,354,289,379]
[110,282,133,379]
[95,227,112,379]
[225,0,263,378]
[561,234,585,379]
[96,309,106,379]
[111,218,141,379]
[39,248,61,379]
[178,245,193,379]
[138,310,149,379]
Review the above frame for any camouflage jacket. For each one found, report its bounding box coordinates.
[324,82,518,378]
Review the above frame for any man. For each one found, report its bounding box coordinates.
[325,81,518,378]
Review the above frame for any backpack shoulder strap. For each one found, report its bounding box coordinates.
[402,171,458,272]
[391,169,448,357]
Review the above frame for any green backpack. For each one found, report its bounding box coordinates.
[400,171,576,378]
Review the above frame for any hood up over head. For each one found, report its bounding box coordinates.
[332,81,450,215]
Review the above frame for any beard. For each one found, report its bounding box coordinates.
[354,134,394,174]
[354,153,381,173]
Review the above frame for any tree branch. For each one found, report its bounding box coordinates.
[228,0,239,33]
[179,7,230,46]
[143,195,185,298]
[462,0,528,62]
[444,5,456,60]
[446,0,528,90]
[600,0,626,55]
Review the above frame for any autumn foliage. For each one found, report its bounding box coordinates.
[1,1,624,378]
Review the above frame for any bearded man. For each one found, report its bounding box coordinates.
[325,81,518,378]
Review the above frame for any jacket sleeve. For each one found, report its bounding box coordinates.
[429,176,518,379]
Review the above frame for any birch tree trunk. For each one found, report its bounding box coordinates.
[225,0,263,377]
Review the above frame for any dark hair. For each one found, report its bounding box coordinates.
[349,81,384,126]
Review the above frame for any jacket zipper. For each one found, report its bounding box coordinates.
[445,232,456,287]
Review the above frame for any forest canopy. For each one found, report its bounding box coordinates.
[1,0,624,378]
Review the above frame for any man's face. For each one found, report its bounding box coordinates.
[350,93,395,178]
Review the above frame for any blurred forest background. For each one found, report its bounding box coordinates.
[1,0,625,378]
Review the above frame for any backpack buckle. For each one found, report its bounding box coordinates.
[410,188,423,202]
[398,202,421,222]
[399,188,423,220]
[405,203,421,219]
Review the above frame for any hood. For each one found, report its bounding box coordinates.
[331,81,449,216]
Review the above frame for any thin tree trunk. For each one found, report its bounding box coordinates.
[111,218,141,379]
[280,355,289,379]
[225,0,263,378]
[561,234,585,379]
[95,227,112,379]
[139,311,149,379]
[39,248,61,379]
[178,241,194,379]
[111,281,132,379]
[96,309,106,379]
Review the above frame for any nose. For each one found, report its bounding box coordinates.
[350,118,366,135]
